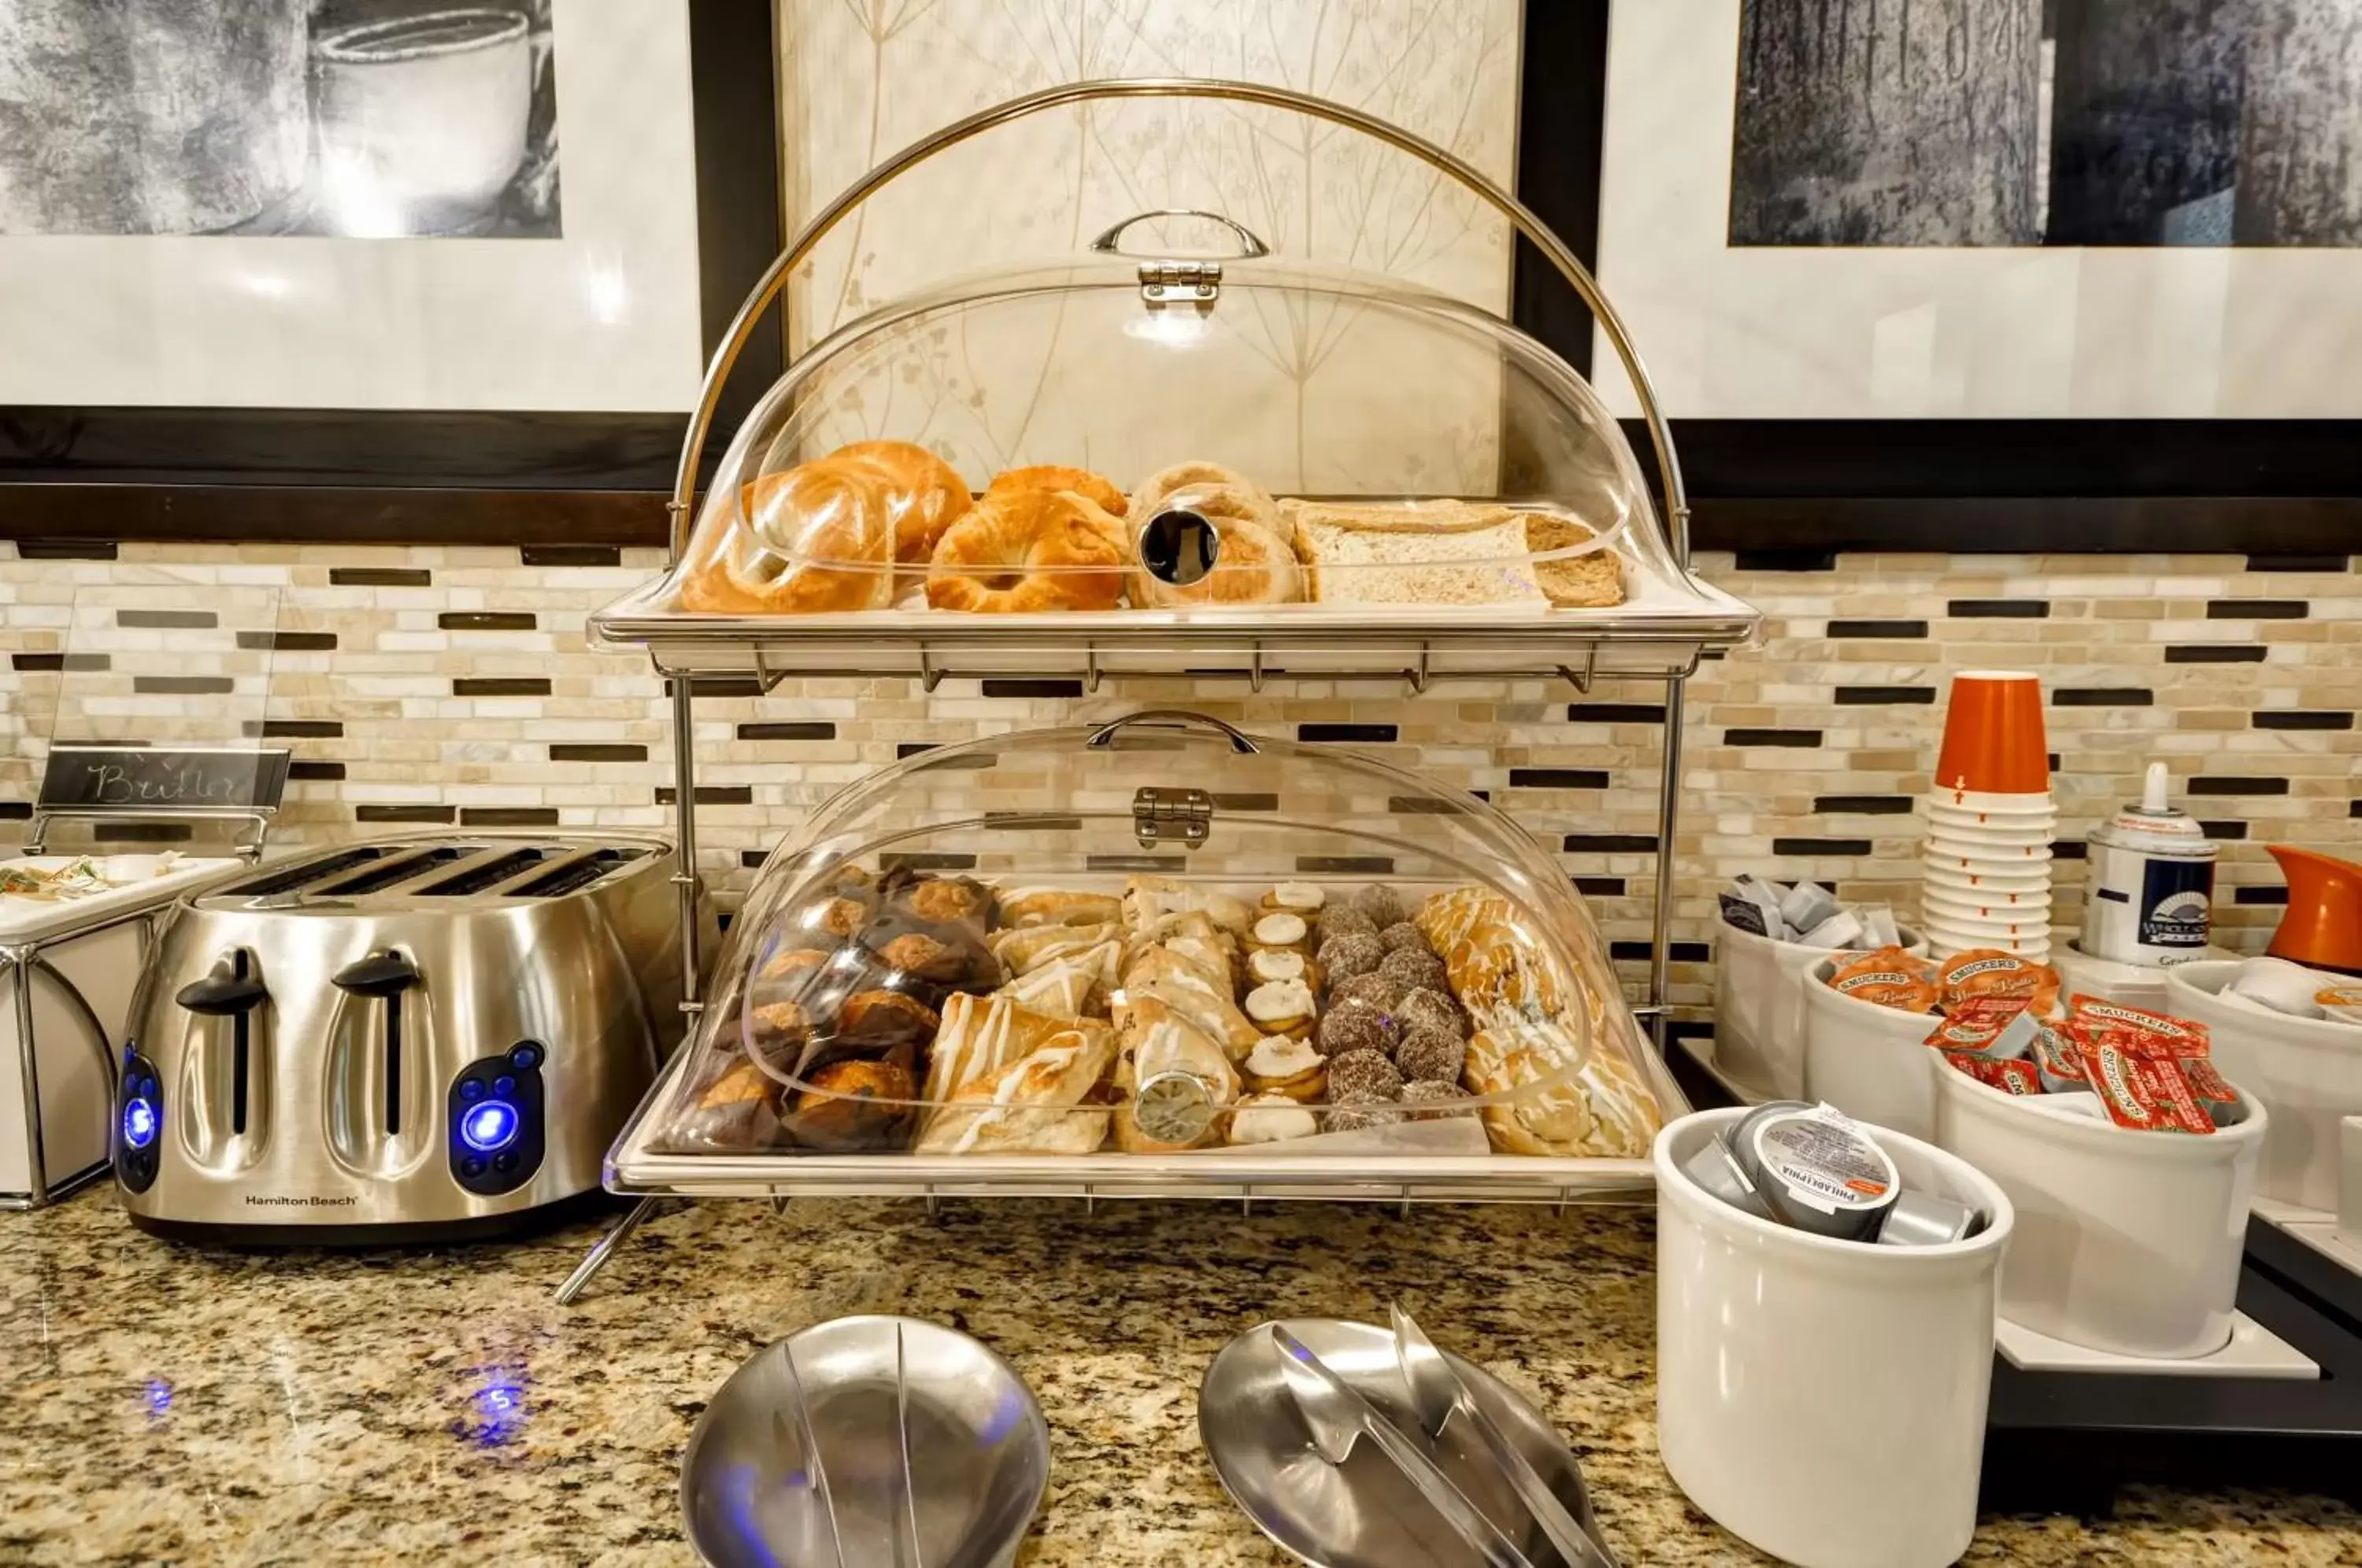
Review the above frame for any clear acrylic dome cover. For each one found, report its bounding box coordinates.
[661,235,1692,619]
[643,714,1670,1167]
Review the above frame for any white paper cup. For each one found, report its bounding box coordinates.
[1920,898,2053,933]
[1924,867,2053,897]
[1923,928,2053,963]
[1802,958,1943,1140]
[1923,882,2053,914]
[1923,789,2058,817]
[1927,823,2057,852]
[1715,922,1929,1100]
[1932,1060,2264,1357]
[1655,1108,2012,1568]
[2170,961,2362,1211]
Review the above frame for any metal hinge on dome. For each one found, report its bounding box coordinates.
[1138,259,1220,308]
[1131,786,1213,849]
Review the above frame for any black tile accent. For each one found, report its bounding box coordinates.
[739,722,836,741]
[1084,854,1184,873]
[980,679,1083,698]
[2053,687,2154,707]
[1947,599,2048,618]
[1389,796,1470,815]
[1827,619,1928,638]
[1564,834,1658,853]
[116,609,216,629]
[2245,554,2350,572]
[740,851,771,870]
[2189,777,2290,797]
[882,852,979,872]
[1299,856,1394,874]
[1566,702,1666,723]
[2197,820,2249,841]
[256,719,343,738]
[0,801,30,819]
[11,653,108,672]
[94,823,192,843]
[2254,711,2354,730]
[654,786,755,805]
[1733,549,1835,571]
[329,567,431,587]
[1815,795,1916,815]
[438,612,537,632]
[287,761,346,781]
[461,807,561,827]
[1508,768,1610,789]
[1609,940,1712,963]
[1834,686,1935,705]
[2052,840,2090,860]
[356,804,456,824]
[453,678,552,697]
[1212,792,1279,811]
[17,540,118,560]
[2165,645,2268,664]
[1298,723,1397,743]
[2049,753,2062,772]
[236,631,335,652]
[135,675,232,694]
[1724,728,1823,747]
[2352,801,2362,819]
[1664,1020,1716,1046]
[1770,838,1872,856]
[896,743,937,759]
[2207,600,2309,619]
[983,812,1083,831]
[2234,886,2292,905]
[1573,876,1625,897]
[520,545,623,568]
[550,743,649,762]
[663,676,768,698]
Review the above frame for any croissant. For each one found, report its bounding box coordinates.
[924,489,1125,612]
[984,464,1128,519]
[831,439,974,563]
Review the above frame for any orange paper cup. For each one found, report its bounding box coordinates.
[1933,671,2050,796]
[2267,845,2362,975]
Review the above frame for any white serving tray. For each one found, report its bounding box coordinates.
[0,856,245,945]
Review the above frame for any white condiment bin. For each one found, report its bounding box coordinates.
[1713,922,1924,1100]
[1801,956,1942,1140]
[2168,960,2362,1211]
[1931,1060,2265,1358]
[1654,1107,2013,1568]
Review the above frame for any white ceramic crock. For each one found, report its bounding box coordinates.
[1713,923,1925,1100]
[1654,1108,2014,1568]
[1801,956,1942,1139]
[2169,960,2362,1211]
[1931,1061,2265,1358]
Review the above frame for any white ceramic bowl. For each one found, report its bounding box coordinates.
[2168,960,2362,1211]
[1932,1061,2265,1357]
[1802,959,1943,1139]
[1714,921,1927,1100]
[1655,1108,2012,1568]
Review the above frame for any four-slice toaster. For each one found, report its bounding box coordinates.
[113,833,694,1241]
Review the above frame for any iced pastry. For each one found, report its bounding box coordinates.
[1240,1034,1327,1101]
[1228,1093,1321,1145]
[1243,978,1316,1037]
[1247,910,1312,953]
[1262,882,1327,914]
[999,889,1123,930]
[1246,947,1316,990]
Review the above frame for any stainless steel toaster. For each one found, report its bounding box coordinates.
[114,832,692,1242]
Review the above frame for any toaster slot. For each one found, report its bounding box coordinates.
[175,951,267,1136]
[322,846,469,896]
[230,848,388,898]
[414,848,548,897]
[332,952,420,1137]
[507,848,647,900]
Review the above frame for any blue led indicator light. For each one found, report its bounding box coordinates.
[122,1097,159,1151]
[460,1100,520,1153]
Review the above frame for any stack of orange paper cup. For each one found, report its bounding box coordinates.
[1920,671,2056,961]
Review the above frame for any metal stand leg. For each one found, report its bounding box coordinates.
[1649,675,1689,1055]
[554,1196,663,1305]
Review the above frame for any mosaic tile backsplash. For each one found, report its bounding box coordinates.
[2,542,2355,1031]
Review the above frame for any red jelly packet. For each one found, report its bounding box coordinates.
[1925,995,2035,1057]
[2179,1053,2245,1127]
[2031,1022,2086,1090]
[2075,1032,2216,1135]
[1943,1051,2042,1095]
[1827,946,1939,1013]
[2066,993,2212,1055]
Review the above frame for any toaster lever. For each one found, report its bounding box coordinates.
[176,971,266,1016]
[333,952,419,1137]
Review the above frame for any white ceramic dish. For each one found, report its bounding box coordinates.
[1801,959,1942,1140]
[2168,961,2362,1211]
[1714,919,1927,1103]
[1654,1108,2012,1568]
[1932,1061,2265,1359]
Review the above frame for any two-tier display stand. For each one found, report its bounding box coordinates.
[563,80,1760,1303]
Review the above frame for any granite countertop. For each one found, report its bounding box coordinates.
[6,1191,2361,1566]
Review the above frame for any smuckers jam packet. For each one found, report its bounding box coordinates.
[2030,1020,2087,1092]
[1936,949,2062,1017]
[2178,1052,2246,1128]
[1826,946,1940,1013]
[2065,993,2212,1054]
[2075,1030,2216,1135]
[1923,995,2037,1060]
[1943,1051,2043,1095]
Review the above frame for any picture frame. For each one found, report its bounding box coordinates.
[0,0,783,547]
[1511,1,2362,554]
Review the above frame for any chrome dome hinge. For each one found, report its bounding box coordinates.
[1138,259,1221,309]
[1132,786,1214,849]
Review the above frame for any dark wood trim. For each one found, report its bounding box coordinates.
[1512,0,1609,381]
[0,484,668,545]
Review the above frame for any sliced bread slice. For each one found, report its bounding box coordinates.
[1285,500,1548,608]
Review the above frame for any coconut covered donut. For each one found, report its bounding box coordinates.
[924,488,1127,612]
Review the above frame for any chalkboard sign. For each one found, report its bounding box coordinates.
[37,745,291,815]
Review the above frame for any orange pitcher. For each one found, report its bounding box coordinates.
[2265,845,2362,975]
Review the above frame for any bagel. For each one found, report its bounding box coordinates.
[1130,460,1275,525]
[984,464,1128,519]
[679,458,894,616]
[925,489,1126,613]
[830,439,974,563]
[1127,513,1302,607]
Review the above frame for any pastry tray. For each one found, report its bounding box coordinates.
[604,1037,1683,1207]
[588,562,1760,689]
